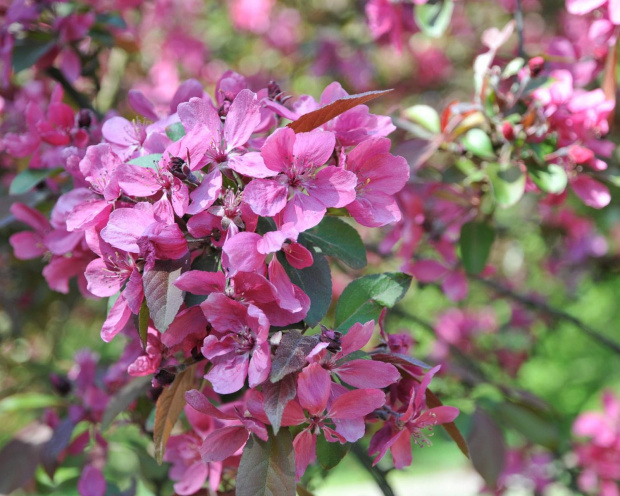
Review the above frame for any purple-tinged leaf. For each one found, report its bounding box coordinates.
[236,429,296,496]
[0,422,53,494]
[426,388,469,458]
[468,409,506,489]
[370,351,431,371]
[153,364,196,464]
[143,254,191,333]
[287,90,392,134]
[41,417,75,478]
[101,375,152,430]
[270,330,320,383]
[263,375,297,435]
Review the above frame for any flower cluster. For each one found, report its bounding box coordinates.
[573,391,620,496]
[9,70,461,492]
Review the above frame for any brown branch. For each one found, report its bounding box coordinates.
[473,275,620,355]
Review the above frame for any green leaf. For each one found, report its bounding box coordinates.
[403,105,441,134]
[0,394,62,414]
[495,402,560,450]
[101,376,152,430]
[165,122,186,142]
[9,168,63,195]
[334,273,411,332]
[300,217,367,270]
[277,249,332,328]
[236,429,296,496]
[487,164,526,207]
[414,0,454,38]
[138,299,150,348]
[460,221,495,275]
[127,154,163,169]
[462,129,495,160]
[316,436,350,470]
[527,163,567,194]
[12,37,55,73]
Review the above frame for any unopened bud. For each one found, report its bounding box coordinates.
[528,56,545,77]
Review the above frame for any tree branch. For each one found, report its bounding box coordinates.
[350,443,396,496]
[515,0,526,58]
[474,275,620,355]
[44,66,100,116]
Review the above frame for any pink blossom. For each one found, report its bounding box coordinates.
[369,366,459,469]
[200,295,271,394]
[344,138,409,227]
[292,363,387,479]
[244,127,356,231]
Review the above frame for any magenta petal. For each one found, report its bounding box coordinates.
[244,179,288,217]
[128,89,158,121]
[117,164,161,197]
[177,97,221,139]
[340,321,375,356]
[174,270,226,295]
[187,168,222,215]
[206,353,249,394]
[293,430,316,481]
[312,166,358,208]
[77,465,106,496]
[162,307,208,349]
[172,461,208,496]
[227,152,275,178]
[101,204,154,253]
[200,426,249,462]
[170,79,204,114]
[10,232,46,260]
[10,202,50,232]
[332,416,365,443]
[101,293,131,342]
[328,389,385,419]
[347,193,402,228]
[222,231,265,276]
[336,360,400,389]
[284,242,313,269]
[224,90,261,150]
[390,430,413,469]
[123,269,144,314]
[409,259,449,283]
[185,389,237,420]
[571,175,611,208]
[442,271,468,302]
[201,293,249,332]
[297,363,331,416]
[85,258,124,297]
[248,341,271,388]
[261,127,296,173]
[292,130,335,167]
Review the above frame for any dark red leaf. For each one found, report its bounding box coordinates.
[270,330,320,383]
[0,422,53,494]
[143,254,191,333]
[236,429,296,496]
[41,417,75,478]
[425,388,469,458]
[287,90,392,133]
[153,364,196,464]
[262,375,297,435]
[467,409,506,489]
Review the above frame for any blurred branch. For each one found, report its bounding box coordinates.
[473,275,620,355]
[515,0,526,58]
[350,443,395,496]
[44,67,100,116]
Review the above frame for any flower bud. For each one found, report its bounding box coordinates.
[528,56,545,77]
[501,121,515,141]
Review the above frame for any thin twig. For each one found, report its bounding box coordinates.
[350,443,396,496]
[474,275,620,355]
[515,0,526,58]
[44,66,100,116]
